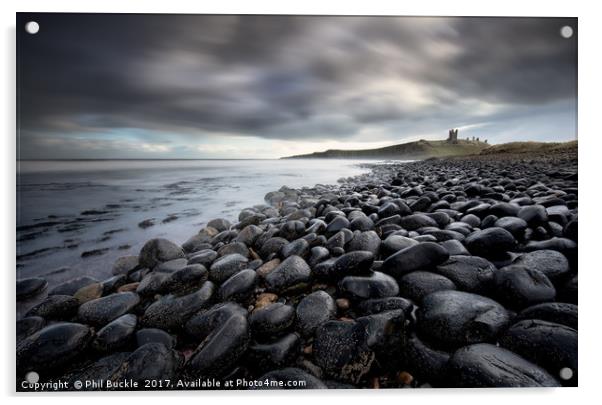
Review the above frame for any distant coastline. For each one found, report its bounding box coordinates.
[282,139,577,160]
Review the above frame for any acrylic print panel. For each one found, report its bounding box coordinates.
[16,13,578,391]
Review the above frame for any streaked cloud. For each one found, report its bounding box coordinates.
[17,14,577,158]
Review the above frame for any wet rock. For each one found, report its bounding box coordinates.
[493,265,556,309]
[25,295,79,320]
[112,255,139,276]
[499,319,577,385]
[258,237,288,261]
[401,333,450,385]
[381,235,419,258]
[117,282,140,293]
[65,352,130,389]
[446,343,560,387]
[518,205,549,226]
[417,290,509,348]
[494,217,528,238]
[356,297,414,317]
[256,367,327,389]
[256,258,281,278]
[524,237,577,259]
[515,302,578,329]
[327,251,374,279]
[218,269,257,302]
[187,314,249,378]
[357,310,406,362]
[313,320,374,384]
[488,202,520,218]
[162,264,208,294]
[93,314,137,352]
[461,214,481,227]
[296,290,336,336]
[188,249,218,267]
[439,239,470,256]
[154,257,188,273]
[382,242,449,278]
[308,246,330,267]
[185,302,247,339]
[16,316,45,342]
[182,232,215,254]
[398,271,456,303]
[136,272,170,296]
[378,202,402,218]
[264,255,311,293]
[142,281,214,330]
[399,214,438,231]
[74,282,104,303]
[115,342,182,383]
[254,293,279,311]
[217,242,249,258]
[325,216,350,237]
[78,292,140,326]
[280,220,307,241]
[136,328,176,349]
[249,303,295,338]
[246,333,301,373]
[102,274,128,295]
[208,218,231,232]
[464,227,516,257]
[17,322,93,372]
[435,255,496,293]
[209,253,249,283]
[139,238,185,269]
[349,215,374,231]
[17,278,48,300]
[347,230,381,256]
[235,224,264,246]
[49,276,98,296]
[339,271,399,300]
[281,238,310,258]
[512,250,570,282]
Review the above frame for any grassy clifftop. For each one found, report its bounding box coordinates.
[283,139,489,160]
[479,140,577,155]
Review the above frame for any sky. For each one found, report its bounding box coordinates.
[17,14,577,159]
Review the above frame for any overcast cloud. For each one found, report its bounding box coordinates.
[17,14,577,159]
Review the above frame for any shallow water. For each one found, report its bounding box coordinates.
[16,159,376,289]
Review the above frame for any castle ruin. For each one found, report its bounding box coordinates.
[447,128,458,144]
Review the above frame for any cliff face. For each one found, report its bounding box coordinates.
[283,139,489,160]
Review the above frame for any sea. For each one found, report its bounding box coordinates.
[16,159,377,291]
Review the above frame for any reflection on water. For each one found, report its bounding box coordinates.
[17,159,373,288]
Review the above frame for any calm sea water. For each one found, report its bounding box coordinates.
[16,159,375,288]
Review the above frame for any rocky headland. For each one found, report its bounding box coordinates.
[16,144,578,390]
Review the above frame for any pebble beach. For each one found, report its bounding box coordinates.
[16,146,578,390]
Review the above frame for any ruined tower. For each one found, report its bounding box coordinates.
[447,128,458,144]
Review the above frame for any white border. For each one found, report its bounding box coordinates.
[2,0,600,403]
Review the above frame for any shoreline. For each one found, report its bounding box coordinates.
[16,148,578,390]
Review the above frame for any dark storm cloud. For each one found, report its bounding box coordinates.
[17,14,577,156]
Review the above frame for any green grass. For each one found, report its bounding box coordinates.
[284,139,490,160]
[479,140,577,155]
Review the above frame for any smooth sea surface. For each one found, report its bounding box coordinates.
[17,159,376,290]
